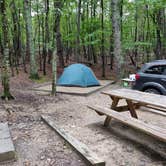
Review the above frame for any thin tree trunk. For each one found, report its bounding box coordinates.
[76,0,81,62]
[156,10,162,59]
[86,1,91,61]
[42,0,50,75]
[51,0,61,95]
[41,13,46,74]
[146,4,150,62]
[19,6,27,73]
[82,0,87,60]
[134,2,138,67]
[36,0,42,71]
[163,8,166,58]
[101,0,105,77]
[0,34,3,54]
[109,1,114,70]
[156,28,161,59]
[54,0,64,67]
[51,48,57,95]
[120,0,123,41]
[91,0,97,64]
[10,0,19,74]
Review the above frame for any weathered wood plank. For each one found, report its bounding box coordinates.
[145,105,166,114]
[41,115,105,166]
[141,106,166,116]
[0,123,16,162]
[104,97,119,127]
[113,105,129,112]
[87,105,166,143]
[104,117,111,127]
[102,89,166,111]
[126,100,138,118]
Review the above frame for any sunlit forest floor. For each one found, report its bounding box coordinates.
[0,66,165,166]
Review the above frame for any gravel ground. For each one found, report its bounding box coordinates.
[0,84,165,166]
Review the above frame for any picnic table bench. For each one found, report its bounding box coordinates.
[88,88,166,143]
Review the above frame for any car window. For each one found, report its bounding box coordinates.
[145,65,166,75]
[162,66,166,75]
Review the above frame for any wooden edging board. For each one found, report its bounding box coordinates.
[31,81,115,96]
[41,115,105,166]
[0,123,16,163]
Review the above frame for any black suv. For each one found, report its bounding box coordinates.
[132,60,166,95]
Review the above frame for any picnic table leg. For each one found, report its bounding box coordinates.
[104,97,119,127]
[126,100,138,119]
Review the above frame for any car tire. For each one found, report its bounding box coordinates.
[144,88,161,95]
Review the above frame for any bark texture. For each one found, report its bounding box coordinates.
[24,0,39,79]
[0,0,14,100]
[54,0,64,67]
[111,0,124,80]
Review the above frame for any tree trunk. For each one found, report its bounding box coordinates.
[36,0,42,71]
[134,2,138,67]
[76,0,81,62]
[86,1,91,61]
[162,8,166,58]
[10,0,19,74]
[120,0,123,41]
[0,0,14,100]
[101,0,105,77]
[109,1,114,70]
[51,48,57,95]
[91,0,97,64]
[42,0,50,75]
[155,10,163,59]
[145,4,150,62]
[24,0,39,79]
[111,0,124,80]
[54,0,64,67]
[51,0,61,95]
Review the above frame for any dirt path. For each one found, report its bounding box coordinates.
[0,84,165,166]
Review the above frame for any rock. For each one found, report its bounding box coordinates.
[40,155,45,160]
[23,160,31,166]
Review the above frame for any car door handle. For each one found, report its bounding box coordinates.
[161,79,166,82]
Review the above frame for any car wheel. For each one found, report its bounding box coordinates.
[144,88,161,95]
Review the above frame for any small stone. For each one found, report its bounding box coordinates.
[40,156,45,160]
[47,158,51,163]
[24,160,31,166]
[12,136,18,141]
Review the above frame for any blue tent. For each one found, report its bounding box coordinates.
[57,64,100,87]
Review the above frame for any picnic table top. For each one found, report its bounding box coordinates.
[102,88,166,110]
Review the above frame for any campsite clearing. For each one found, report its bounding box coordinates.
[0,83,165,166]
[32,80,113,96]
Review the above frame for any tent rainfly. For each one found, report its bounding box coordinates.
[57,64,100,87]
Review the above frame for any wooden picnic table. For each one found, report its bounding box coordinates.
[102,88,166,125]
[88,88,166,142]
[102,88,166,110]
